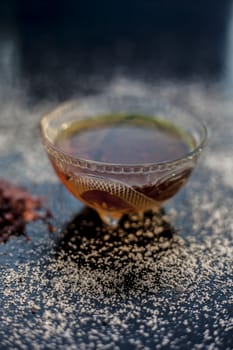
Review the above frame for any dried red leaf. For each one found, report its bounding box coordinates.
[0,179,53,243]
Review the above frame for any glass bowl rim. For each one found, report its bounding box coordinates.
[40,100,208,174]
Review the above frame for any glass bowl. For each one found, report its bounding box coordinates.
[40,95,207,227]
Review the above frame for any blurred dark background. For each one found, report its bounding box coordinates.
[0,0,232,101]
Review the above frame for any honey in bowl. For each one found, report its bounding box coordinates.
[47,114,196,224]
[40,98,206,226]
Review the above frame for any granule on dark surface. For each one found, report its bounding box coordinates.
[0,179,52,243]
[0,83,233,350]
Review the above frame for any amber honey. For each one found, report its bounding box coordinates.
[49,114,195,222]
